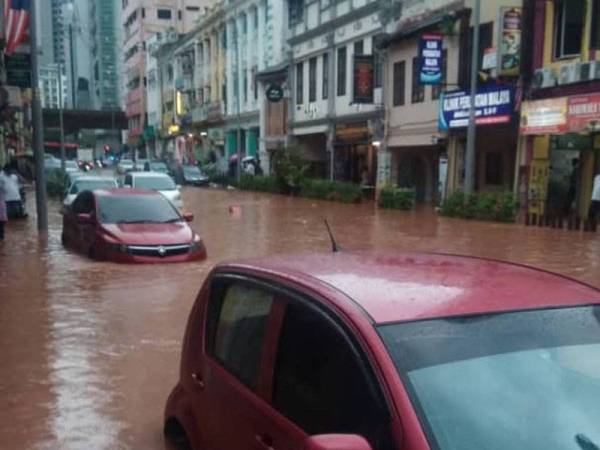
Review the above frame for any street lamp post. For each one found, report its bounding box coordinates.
[57,63,66,172]
[464,0,481,195]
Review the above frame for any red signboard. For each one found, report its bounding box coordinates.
[568,94,600,132]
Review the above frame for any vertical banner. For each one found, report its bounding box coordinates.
[353,54,374,104]
[419,33,443,85]
[499,7,522,76]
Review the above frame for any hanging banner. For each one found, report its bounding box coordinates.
[419,33,443,85]
[353,55,374,104]
[439,85,514,130]
[520,98,568,135]
[499,7,522,76]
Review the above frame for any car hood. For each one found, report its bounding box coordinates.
[100,222,194,245]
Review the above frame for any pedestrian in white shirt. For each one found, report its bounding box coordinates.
[3,168,22,219]
[589,170,600,223]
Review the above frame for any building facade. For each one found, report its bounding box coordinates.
[39,64,68,109]
[286,0,387,183]
[519,0,600,224]
[121,0,208,153]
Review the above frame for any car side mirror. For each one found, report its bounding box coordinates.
[304,435,373,450]
[183,212,194,222]
[77,213,93,224]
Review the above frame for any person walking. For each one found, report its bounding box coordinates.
[589,169,600,224]
[3,168,22,219]
[0,171,7,241]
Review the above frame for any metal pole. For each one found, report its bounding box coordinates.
[69,23,76,109]
[235,15,242,183]
[58,63,66,172]
[31,0,48,232]
[464,0,480,195]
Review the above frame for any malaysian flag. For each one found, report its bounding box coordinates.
[4,0,30,56]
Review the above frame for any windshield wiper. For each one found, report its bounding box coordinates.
[576,434,600,450]
[161,218,182,223]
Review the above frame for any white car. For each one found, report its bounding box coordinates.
[123,172,183,209]
[63,176,119,207]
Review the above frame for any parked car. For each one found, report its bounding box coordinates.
[63,176,119,207]
[135,159,150,171]
[61,189,206,263]
[150,161,169,174]
[117,159,135,174]
[164,252,600,450]
[44,155,80,175]
[64,160,80,173]
[123,171,182,209]
[182,165,209,186]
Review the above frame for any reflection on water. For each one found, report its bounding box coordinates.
[0,187,599,449]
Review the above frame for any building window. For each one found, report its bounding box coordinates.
[178,9,182,20]
[243,72,248,103]
[374,50,382,88]
[392,61,405,106]
[554,0,584,58]
[296,62,304,105]
[157,9,172,20]
[141,7,145,18]
[337,46,347,96]
[322,53,329,100]
[354,40,363,55]
[592,0,600,49]
[411,57,424,103]
[289,0,303,27]
[432,49,447,100]
[309,57,317,102]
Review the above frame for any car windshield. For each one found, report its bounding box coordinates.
[183,166,202,175]
[121,160,133,166]
[97,195,181,224]
[378,306,600,450]
[134,176,176,190]
[70,179,116,195]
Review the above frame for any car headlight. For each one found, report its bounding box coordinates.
[189,236,203,253]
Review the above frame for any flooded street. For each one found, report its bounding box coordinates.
[1,187,599,449]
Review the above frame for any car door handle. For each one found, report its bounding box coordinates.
[191,372,205,389]
[255,434,275,450]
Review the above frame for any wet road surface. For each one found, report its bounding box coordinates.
[1,186,599,449]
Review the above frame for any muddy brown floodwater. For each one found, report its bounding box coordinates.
[1,186,599,449]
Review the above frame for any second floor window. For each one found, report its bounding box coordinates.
[322,53,329,100]
[337,46,347,96]
[393,61,405,106]
[309,57,317,102]
[554,0,584,58]
[411,56,425,103]
[157,9,172,20]
[296,62,304,105]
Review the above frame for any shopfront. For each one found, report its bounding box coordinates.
[441,84,518,195]
[521,95,600,224]
[333,121,377,185]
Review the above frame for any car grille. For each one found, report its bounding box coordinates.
[127,244,190,258]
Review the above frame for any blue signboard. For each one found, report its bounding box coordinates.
[419,34,443,85]
[439,85,514,131]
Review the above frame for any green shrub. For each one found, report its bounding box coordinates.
[271,148,309,193]
[441,191,518,222]
[204,166,233,186]
[378,186,415,210]
[237,175,282,193]
[46,169,68,198]
[299,178,362,203]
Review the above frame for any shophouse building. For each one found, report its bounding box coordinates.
[519,0,600,225]
[379,0,523,203]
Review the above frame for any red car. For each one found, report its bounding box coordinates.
[61,188,206,263]
[164,252,600,450]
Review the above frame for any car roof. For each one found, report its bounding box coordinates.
[130,171,171,178]
[220,252,600,325]
[94,188,160,197]
[73,176,117,182]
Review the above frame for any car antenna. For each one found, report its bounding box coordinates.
[324,220,341,253]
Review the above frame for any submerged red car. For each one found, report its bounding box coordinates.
[61,188,206,263]
[165,252,600,450]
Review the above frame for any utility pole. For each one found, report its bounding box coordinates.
[69,23,76,109]
[31,0,48,232]
[464,0,480,195]
[58,63,66,172]
[235,14,242,183]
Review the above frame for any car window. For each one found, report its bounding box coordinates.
[70,179,116,195]
[71,191,94,214]
[208,281,274,390]
[134,176,176,190]
[272,300,394,450]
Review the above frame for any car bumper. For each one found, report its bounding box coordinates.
[100,242,207,264]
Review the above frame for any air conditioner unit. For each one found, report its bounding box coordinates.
[532,68,557,89]
[558,63,581,85]
[580,61,595,81]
